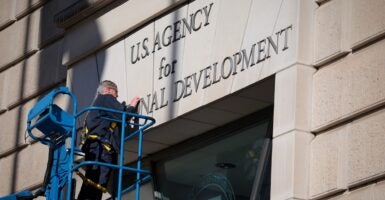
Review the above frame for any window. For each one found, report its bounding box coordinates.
[153,110,272,200]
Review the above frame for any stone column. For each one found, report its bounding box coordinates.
[271,64,316,200]
[270,0,317,199]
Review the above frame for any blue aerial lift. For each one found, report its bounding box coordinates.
[0,87,155,200]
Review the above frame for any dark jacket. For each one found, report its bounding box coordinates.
[86,94,136,151]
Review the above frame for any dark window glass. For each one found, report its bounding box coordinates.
[154,117,271,200]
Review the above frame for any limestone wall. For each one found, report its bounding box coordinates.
[310,0,385,199]
[0,0,191,196]
[0,0,72,195]
[2,0,385,199]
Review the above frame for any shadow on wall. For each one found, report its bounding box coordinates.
[7,0,185,196]
[168,0,181,122]
[8,0,105,195]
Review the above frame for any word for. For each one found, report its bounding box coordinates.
[140,25,293,114]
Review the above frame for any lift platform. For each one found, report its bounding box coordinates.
[0,87,155,200]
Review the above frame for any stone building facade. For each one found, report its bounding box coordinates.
[0,0,384,199]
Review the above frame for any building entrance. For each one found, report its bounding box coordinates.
[153,109,272,200]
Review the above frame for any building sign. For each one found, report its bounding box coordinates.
[126,2,293,115]
[130,3,215,64]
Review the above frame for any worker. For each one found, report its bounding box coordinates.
[77,80,140,200]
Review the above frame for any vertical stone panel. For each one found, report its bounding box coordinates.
[152,4,188,125]
[67,55,99,111]
[314,0,350,66]
[311,108,385,198]
[271,131,314,200]
[373,180,385,200]
[0,9,40,70]
[0,72,5,112]
[270,1,318,195]
[124,23,154,118]
[235,0,298,92]
[2,40,64,108]
[201,0,252,105]
[176,0,218,117]
[348,109,385,187]
[233,0,317,91]
[0,98,39,154]
[312,38,385,132]
[96,40,128,102]
[297,0,318,65]
[0,143,48,196]
[0,0,16,29]
[16,0,45,19]
[62,0,188,66]
[274,65,315,137]
[350,0,385,49]
[309,126,348,198]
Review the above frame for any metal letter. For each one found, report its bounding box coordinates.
[257,39,266,64]
[130,42,140,64]
[241,44,256,71]
[203,3,214,26]
[162,25,173,47]
[221,56,233,79]
[202,66,212,89]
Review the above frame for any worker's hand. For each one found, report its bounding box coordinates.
[130,96,141,107]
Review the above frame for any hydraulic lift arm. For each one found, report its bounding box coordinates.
[0,87,155,200]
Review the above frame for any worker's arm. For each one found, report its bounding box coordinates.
[103,95,140,119]
[126,96,140,113]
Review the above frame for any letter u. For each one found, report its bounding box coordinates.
[131,42,141,64]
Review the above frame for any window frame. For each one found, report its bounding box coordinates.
[147,106,273,200]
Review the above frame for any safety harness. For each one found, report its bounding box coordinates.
[77,121,118,192]
[80,122,117,153]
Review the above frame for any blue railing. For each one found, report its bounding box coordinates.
[15,86,156,200]
[72,106,155,200]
